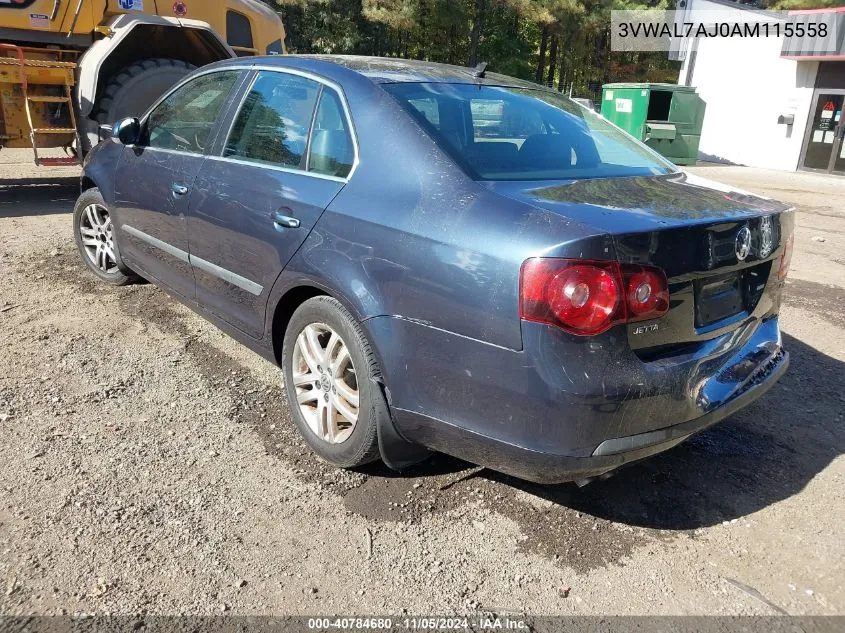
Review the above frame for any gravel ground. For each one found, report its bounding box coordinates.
[0,151,843,616]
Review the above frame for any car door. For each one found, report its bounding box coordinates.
[186,69,356,338]
[112,69,244,301]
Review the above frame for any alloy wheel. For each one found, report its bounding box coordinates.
[291,323,360,444]
[79,204,118,274]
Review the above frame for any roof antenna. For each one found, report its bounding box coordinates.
[474,62,488,79]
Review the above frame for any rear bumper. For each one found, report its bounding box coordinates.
[366,311,789,483]
[395,349,788,484]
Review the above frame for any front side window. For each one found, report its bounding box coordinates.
[146,71,239,154]
[385,83,676,181]
[308,89,354,178]
[224,71,319,169]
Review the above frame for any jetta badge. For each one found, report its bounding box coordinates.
[633,323,659,335]
[735,226,752,262]
[760,216,774,258]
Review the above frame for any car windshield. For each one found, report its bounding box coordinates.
[384,83,677,181]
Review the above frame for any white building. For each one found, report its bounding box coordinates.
[675,0,845,175]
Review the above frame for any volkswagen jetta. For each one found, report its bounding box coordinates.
[74,56,792,484]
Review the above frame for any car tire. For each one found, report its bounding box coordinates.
[73,188,138,286]
[282,296,383,468]
[94,58,195,125]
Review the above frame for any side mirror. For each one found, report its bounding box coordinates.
[112,117,141,145]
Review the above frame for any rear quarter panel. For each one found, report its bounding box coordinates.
[265,66,605,353]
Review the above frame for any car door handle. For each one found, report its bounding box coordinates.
[272,211,300,230]
[171,183,189,196]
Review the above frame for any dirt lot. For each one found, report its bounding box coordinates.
[0,150,843,616]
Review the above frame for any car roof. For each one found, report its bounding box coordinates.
[216,54,542,90]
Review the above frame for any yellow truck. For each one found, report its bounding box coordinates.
[0,0,285,166]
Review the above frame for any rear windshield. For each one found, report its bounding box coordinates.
[384,83,676,181]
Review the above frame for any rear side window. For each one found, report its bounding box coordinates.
[145,71,239,154]
[226,10,255,56]
[224,71,320,169]
[308,89,354,178]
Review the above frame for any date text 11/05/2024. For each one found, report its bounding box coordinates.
[307,616,529,630]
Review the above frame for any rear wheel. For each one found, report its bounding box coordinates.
[282,297,384,468]
[94,58,195,125]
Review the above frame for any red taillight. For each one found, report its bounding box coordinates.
[778,234,794,281]
[520,258,669,336]
[624,267,670,321]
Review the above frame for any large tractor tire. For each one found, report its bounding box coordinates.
[94,58,196,126]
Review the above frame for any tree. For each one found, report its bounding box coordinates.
[467,0,488,67]
[768,0,844,7]
[272,0,682,99]
[362,0,419,30]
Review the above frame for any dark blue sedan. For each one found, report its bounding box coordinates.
[75,55,792,485]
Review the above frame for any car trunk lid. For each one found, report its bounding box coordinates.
[485,172,793,354]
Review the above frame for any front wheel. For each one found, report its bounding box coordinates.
[282,296,384,468]
[73,188,137,285]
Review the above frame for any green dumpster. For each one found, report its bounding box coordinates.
[600,83,706,166]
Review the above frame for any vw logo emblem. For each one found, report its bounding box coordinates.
[759,216,774,258]
[735,226,752,262]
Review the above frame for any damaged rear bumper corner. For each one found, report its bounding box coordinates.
[395,349,789,485]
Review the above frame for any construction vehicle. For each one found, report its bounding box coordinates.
[0,0,285,166]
